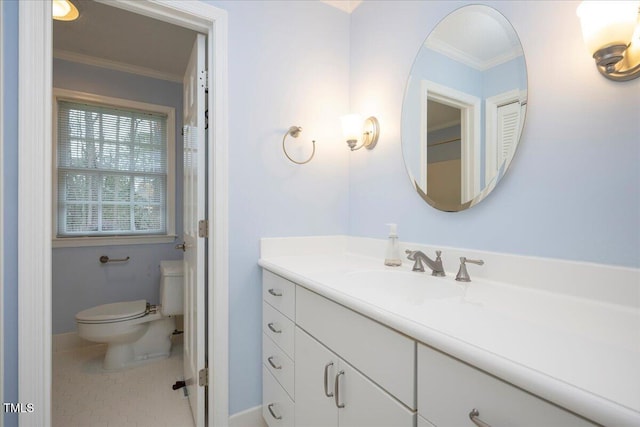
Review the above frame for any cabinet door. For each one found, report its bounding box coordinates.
[295,327,339,427]
[296,326,416,427]
[338,359,416,427]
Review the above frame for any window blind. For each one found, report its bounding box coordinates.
[56,100,168,237]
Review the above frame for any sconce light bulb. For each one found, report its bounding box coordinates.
[577,1,639,55]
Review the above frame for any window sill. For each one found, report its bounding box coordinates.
[52,235,177,248]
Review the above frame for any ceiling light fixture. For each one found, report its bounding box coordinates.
[52,0,79,21]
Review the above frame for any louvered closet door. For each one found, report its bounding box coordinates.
[496,101,522,166]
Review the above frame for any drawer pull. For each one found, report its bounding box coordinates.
[267,356,282,370]
[323,362,334,397]
[267,322,282,333]
[268,288,283,297]
[469,409,491,427]
[334,370,345,408]
[267,403,282,420]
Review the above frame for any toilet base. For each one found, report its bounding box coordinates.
[102,317,176,371]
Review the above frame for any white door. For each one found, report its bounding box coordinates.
[183,33,207,427]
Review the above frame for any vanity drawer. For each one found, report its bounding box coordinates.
[263,302,295,358]
[417,344,596,427]
[263,270,296,321]
[263,369,294,427]
[263,333,295,400]
[296,286,416,410]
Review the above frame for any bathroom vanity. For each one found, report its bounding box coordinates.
[259,236,640,427]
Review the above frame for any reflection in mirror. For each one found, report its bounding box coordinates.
[402,5,527,212]
[427,100,462,209]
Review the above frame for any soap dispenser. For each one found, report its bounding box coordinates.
[384,223,402,267]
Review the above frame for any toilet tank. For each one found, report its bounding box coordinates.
[159,260,184,315]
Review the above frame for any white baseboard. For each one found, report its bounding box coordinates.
[229,405,266,427]
[52,332,101,353]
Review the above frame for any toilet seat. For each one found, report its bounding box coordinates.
[76,300,149,324]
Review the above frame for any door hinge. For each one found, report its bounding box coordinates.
[198,368,209,387]
[198,219,209,238]
[200,69,208,91]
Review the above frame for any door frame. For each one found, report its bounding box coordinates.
[420,80,481,204]
[18,1,229,426]
[0,2,4,425]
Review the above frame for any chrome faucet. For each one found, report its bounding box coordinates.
[405,250,445,276]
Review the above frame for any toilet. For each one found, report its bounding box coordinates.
[76,260,184,370]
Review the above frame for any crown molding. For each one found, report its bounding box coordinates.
[53,49,183,83]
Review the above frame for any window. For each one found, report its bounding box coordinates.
[53,90,175,246]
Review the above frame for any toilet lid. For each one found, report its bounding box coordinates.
[76,300,148,323]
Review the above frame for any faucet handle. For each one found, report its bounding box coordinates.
[455,257,484,282]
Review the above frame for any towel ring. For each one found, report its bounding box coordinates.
[282,126,316,165]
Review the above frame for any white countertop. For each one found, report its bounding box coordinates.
[259,237,640,426]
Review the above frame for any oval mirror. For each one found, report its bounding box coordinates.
[401,5,528,212]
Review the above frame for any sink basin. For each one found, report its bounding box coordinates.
[333,270,464,305]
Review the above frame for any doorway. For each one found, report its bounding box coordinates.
[17,1,228,426]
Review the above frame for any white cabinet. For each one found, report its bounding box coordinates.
[263,271,297,427]
[262,269,416,427]
[295,327,416,427]
[417,343,597,427]
[296,286,416,410]
[263,267,596,427]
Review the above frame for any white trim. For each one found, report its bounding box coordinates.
[52,88,176,246]
[0,1,4,423]
[425,36,523,71]
[19,1,52,425]
[52,235,177,248]
[21,1,229,427]
[229,405,267,427]
[54,49,183,83]
[208,8,230,426]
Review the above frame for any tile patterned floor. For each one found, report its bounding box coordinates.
[53,340,194,427]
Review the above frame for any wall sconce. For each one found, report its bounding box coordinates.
[341,114,380,151]
[53,0,79,21]
[577,1,640,81]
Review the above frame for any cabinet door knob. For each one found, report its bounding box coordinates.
[469,409,491,427]
[323,362,334,397]
[267,322,282,333]
[334,370,345,408]
[267,403,282,420]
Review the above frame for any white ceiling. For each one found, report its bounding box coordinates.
[53,0,198,82]
[425,6,523,71]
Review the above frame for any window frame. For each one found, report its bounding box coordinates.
[52,88,176,247]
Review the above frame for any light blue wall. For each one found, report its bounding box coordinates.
[2,1,18,426]
[206,0,350,415]
[51,59,185,334]
[349,0,640,267]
